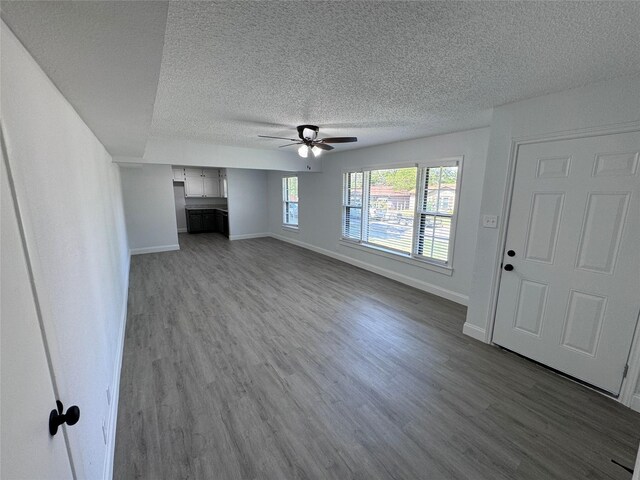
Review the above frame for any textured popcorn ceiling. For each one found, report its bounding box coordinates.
[3,1,640,156]
[151,1,640,152]
[0,1,169,157]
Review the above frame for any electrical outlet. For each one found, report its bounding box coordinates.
[482,214,498,228]
[102,418,107,445]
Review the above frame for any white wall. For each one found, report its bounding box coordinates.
[461,74,640,411]
[1,22,130,480]
[465,75,640,338]
[184,195,227,207]
[114,136,322,172]
[267,128,490,304]
[119,164,180,254]
[227,168,269,239]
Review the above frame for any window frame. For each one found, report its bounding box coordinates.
[282,175,299,229]
[413,157,463,267]
[340,156,463,273]
[341,171,366,242]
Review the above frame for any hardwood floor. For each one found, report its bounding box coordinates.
[114,233,640,479]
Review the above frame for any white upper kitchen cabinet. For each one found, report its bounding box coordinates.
[184,168,222,198]
[184,167,203,178]
[172,167,185,182]
[203,174,220,197]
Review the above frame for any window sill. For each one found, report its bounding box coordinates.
[282,225,299,233]
[338,239,453,276]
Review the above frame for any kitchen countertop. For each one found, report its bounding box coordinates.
[185,205,228,212]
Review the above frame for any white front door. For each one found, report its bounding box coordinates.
[1,156,73,478]
[493,130,640,394]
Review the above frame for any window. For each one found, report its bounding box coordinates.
[366,167,417,254]
[342,172,363,240]
[341,159,461,268]
[415,164,459,263]
[282,176,298,227]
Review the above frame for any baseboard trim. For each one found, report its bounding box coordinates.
[102,252,130,480]
[462,322,487,342]
[229,232,270,241]
[177,227,188,233]
[631,394,640,414]
[270,234,468,306]
[129,244,180,255]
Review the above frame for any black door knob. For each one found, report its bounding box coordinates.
[507,250,516,257]
[504,264,514,271]
[49,400,80,436]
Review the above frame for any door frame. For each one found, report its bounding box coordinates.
[484,120,640,408]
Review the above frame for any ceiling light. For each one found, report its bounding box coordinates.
[298,145,309,158]
[311,146,323,157]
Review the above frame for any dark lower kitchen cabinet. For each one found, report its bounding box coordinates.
[222,213,229,237]
[215,210,224,233]
[187,212,204,232]
[203,212,217,232]
[214,210,230,237]
[186,207,229,237]
[223,215,229,237]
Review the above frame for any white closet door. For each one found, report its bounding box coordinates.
[1,157,73,479]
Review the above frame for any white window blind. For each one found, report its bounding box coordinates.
[342,172,363,240]
[341,159,461,267]
[415,165,459,263]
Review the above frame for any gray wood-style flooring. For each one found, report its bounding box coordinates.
[114,233,640,479]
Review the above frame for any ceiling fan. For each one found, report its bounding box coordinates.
[258,125,357,158]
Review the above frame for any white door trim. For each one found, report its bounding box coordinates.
[484,120,640,408]
[621,311,640,408]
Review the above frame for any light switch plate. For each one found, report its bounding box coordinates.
[482,215,498,228]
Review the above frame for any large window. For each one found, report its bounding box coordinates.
[282,176,298,227]
[341,159,461,267]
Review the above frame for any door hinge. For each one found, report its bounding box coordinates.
[623,364,629,379]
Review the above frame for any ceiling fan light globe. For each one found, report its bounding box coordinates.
[298,145,309,158]
[311,146,323,157]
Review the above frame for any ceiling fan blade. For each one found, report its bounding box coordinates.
[319,137,358,143]
[258,135,299,142]
[278,143,302,148]
[312,142,334,151]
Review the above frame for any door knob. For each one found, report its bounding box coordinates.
[49,400,80,436]
[504,264,514,271]
[507,250,516,257]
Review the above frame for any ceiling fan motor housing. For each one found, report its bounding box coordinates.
[297,124,319,142]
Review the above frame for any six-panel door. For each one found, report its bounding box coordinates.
[493,131,640,394]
